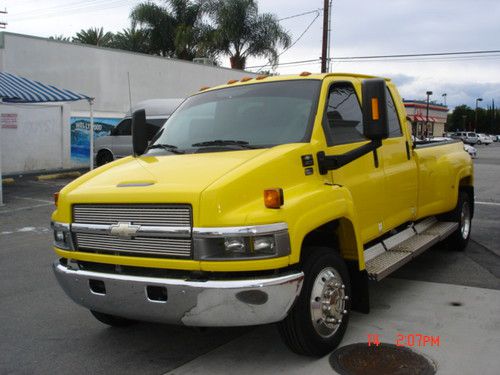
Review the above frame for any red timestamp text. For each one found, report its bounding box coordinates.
[367,333,440,347]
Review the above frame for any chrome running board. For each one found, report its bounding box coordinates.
[364,218,458,281]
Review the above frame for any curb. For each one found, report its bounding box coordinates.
[36,171,81,181]
[2,178,15,185]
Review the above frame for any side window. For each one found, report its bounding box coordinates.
[145,118,166,140]
[115,119,131,136]
[324,83,364,145]
[386,87,403,138]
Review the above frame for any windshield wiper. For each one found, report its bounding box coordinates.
[191,140,255,148]
[148,143,185,154]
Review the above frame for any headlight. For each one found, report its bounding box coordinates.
[193,223,290,260]
[51,222,73,250]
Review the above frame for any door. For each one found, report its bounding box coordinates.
[380,85,418,230]
[111,118,132,158]
[322,80,386,243]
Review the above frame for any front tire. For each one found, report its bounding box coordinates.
[278,247,351,357]
[90,310,137,327]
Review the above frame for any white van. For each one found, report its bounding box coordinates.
[94,98,183,166]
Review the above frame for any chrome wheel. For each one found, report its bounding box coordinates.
[310,267,348,338]
[461,201,471,240]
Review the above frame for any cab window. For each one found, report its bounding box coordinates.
[386,87,403,138]
[324,83,365,146]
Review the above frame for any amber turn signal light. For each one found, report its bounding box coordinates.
[264,188,284,209]
[54,192,59,207]
[371,98,380,120]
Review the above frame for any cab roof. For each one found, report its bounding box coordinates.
[197,72,391,94]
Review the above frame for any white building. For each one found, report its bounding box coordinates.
[0,32,255,175]
[404,100,449,138]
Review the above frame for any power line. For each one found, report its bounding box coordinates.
[10,0,137,21]
[255,11,321,73]
[247,58,321,70]
[331,49,500,60]
[278,9,322,22]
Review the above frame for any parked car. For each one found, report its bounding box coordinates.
[476,133,493,145]
[463,144,478,158]
[425,137,477,159]
[450,131,478,145]
[94,98,183,166]
[493,135,500,142]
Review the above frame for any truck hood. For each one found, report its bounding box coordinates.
[60,150,268,205]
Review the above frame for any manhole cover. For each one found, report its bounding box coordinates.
[329,343,436,375]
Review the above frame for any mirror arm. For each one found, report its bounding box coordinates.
[317,139,382,175]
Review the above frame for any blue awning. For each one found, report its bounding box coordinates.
[0,71,91,103]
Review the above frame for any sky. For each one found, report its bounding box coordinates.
[2,0,500,110]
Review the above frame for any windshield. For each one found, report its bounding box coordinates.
[148,80,320,153]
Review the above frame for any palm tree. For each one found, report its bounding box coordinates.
[49,35,71,42]
[131,0,210,60]
[73,27,114,47]
[204,0,291,69]
[113,27,151,54]
[130,1,176,56]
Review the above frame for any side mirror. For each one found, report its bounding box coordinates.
[362,79,389,140]
[132,109,148,156]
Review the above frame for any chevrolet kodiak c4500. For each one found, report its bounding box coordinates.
[52,73,474,356]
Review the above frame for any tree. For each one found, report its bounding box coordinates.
[73,27,114,47]
[447,105,475,132]
[130,0,209,60]
[130,1,176,56]
[204,0,291,69]
[49,35,71,42]
[113,27,151,54]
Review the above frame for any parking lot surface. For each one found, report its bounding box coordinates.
[1,143,499,375]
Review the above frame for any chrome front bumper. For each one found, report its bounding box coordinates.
[53,262,303,326]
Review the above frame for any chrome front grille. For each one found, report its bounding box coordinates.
[75,233,192,257]
[74,205,191,227]
[72,204,192,258]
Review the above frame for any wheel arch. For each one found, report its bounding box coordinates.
[299,217,369,314]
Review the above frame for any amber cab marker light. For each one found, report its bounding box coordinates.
[199,86,210,91]
[264,188,284,209]
[227,79,238,84]
[240,76,253,82]
[371,98,380,120]
[256,75,268,80]
[54,192,59,207]
[299,71,311,76]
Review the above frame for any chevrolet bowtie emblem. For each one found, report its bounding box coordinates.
[110,222,141,239]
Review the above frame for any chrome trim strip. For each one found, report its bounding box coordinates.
[193,222,288,238]
[51,222,70,231]
[53,262,304,327]
[71,222,191,238]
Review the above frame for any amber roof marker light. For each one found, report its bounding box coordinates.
[54,192,59,207]
[264,188,284,209]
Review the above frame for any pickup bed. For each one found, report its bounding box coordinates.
[51,73,473,356]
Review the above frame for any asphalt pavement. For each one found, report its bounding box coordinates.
[1,143,499,375]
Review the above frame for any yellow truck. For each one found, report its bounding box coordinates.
[51,73,474,356]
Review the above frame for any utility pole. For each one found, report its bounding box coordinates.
[0,7,7,29]
[425,91,432,138]
[321,0,329,73]
[475,97,483,131]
